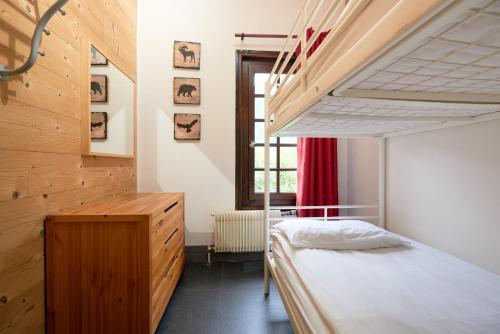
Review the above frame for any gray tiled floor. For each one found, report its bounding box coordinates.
[156,260,293,334]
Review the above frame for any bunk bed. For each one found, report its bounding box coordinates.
[263,0,500,333]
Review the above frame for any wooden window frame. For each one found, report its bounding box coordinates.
[235,50,297,210]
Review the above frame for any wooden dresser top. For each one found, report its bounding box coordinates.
[51,192,183,217]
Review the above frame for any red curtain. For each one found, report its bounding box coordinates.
[295,27,339,218]
[297,138,339,217]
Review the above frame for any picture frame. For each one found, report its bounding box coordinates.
[173,41,200,69]
[174,113,201,140]
[91,112,108,139]
[91,46,108,65]
[91,74,108,103]
[173,77,200,105]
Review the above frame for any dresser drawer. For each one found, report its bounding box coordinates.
[153,198,183,228]
[152,199,183,255]
[151,222,184,293]
[151,245,185,330]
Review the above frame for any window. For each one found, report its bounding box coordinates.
[236,51,297,209]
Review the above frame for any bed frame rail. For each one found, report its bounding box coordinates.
[264,204,380,294]
[266,0,370,123]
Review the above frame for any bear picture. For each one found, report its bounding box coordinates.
[173,41,200,69]
[174,113,201,140]
[173,77,200,105]
[90,74,108,102]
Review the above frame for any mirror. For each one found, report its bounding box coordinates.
[86,45,135,157]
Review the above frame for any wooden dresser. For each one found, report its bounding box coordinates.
[45,192,185,334]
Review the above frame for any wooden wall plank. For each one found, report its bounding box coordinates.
[0,0,137,331]
[0,100,80,154]
[0,244,44,301]
[0,149,29,201]
[0,64,80,119]
[0,281,45,333]
[0,237,44,275]
[0,195,45,225]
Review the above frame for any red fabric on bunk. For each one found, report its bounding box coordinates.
[295,27,339,218]
[295,27,330,58]
[294,27,330,70]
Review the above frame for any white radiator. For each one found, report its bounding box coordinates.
[213,210,281,253]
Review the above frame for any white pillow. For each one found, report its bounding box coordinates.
[273,219,410,250]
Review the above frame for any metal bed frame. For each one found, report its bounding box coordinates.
[262,0,500,332]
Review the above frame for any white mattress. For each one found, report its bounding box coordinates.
[271,231,500,334]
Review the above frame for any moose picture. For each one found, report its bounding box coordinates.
[91,112,108,139]
[91,46,108,65]
[174,113,201,140]
[173,77,200,105]
[173,41,200,69]
[90,74,108,102]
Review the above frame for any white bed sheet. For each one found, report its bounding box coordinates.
[271,231,500,334]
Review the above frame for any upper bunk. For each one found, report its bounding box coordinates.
[266,0,500,138]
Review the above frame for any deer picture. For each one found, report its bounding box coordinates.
[177,45,196,63]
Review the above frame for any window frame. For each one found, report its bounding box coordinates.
[235,50,297,210]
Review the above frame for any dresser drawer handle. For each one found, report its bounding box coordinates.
[162,254,179,278]
[164,202,178,214]
[164,227,179,248]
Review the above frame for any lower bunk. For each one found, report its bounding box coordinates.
[267,224,500,334]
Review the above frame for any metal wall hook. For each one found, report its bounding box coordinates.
[0,0,69,81]
[59,9,66,15]
[38,51,46,57]
[44,29,51,36]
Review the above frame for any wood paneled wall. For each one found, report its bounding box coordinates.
[0,0,137,332]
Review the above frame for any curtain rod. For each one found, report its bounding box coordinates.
[235,33,298,41]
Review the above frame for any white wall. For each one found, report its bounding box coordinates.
[387,119,500,275]
[137,0,302,245]
[347,138,379,219]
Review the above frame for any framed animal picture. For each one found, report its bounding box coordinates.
[173,41,200,69]
[91,112,107,139]
[91,74,108,102]
[91,46,108,65]
[173,77,200,105]
[174,113,201,140]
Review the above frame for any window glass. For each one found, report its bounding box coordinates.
[254,98,265,119]
[280,137,297,144]
[254,146,277,169]
[253,74,296,194]
[255,171,277,193]
[254,73,271,94]
[280,147,297,169]
[280,171,297,193]
[254,122,276,144]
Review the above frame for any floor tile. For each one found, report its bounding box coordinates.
[156,260,292,334]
